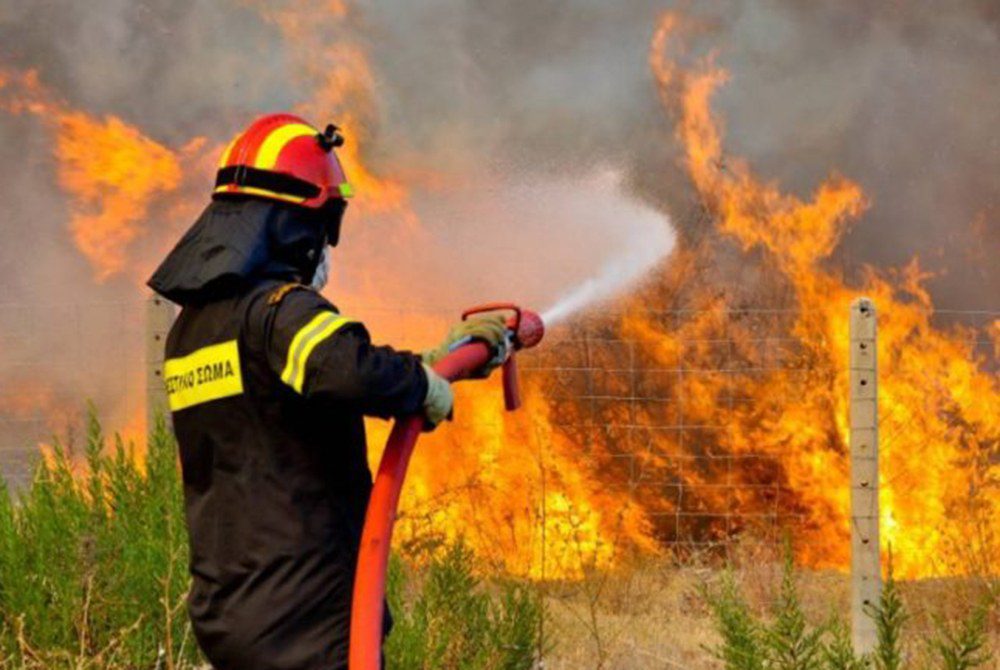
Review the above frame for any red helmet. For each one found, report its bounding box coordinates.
[213,113,353,209]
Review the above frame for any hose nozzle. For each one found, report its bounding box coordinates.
[461,303,545,411]
[462,302,545,351]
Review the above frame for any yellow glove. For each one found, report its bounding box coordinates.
[422,314,509,378]
[422,364,454,429]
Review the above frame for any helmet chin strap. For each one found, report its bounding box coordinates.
[310,247,331,291]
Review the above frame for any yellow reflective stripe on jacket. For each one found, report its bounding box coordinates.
[280,311,355,394]
[164,340,244,411]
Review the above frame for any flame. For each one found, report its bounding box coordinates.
[0,69,185,281]
[370,380,659,578]
[638,12,999,577]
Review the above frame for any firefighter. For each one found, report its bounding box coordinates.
[148,113,507,670]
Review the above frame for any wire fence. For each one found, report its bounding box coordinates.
[0,298,996,564]
[0,299,146,489]
[520,305,998,563]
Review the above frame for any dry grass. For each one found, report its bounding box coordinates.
[539,554,998,669]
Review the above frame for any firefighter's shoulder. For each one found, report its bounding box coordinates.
[263,283,344,316]
[246,282,349,335]
[255,283,367,394]
[266,282,318,308]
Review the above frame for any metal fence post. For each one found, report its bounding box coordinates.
[146,294,175,436]
[849,297,880,654]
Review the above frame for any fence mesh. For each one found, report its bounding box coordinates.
[520,306,996,560]
[0,299,146,490]
[0,299,995,562]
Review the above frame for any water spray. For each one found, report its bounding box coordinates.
[541,227,673,326]
[349,303,545,670]
[529,183,674,326]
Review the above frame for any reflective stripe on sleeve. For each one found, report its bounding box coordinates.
[280,311,355,393]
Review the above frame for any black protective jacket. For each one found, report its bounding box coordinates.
[150,199,427,669]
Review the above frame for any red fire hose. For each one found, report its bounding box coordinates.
[349,304,545,670]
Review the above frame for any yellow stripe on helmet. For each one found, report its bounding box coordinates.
[217,135,241,169]
[213,184,308,205]
[280,311,356,394]
[254,122,317,170]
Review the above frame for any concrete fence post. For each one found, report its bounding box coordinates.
[849,297,880,654]
[146,294,175,435]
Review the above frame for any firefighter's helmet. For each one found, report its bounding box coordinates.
[213,113,353,209]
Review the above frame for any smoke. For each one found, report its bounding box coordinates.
[535,172,675,325]
[0,0,996,461]
[374,0,998,307]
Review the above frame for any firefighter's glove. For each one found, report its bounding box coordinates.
[422,364,454,430]
[422,314,510,379]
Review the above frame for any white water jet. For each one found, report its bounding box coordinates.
[358,166,676,341]
[541,189,674,326]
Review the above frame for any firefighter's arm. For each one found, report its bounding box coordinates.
[259,286,430,419]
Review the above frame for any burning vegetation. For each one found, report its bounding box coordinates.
[378,10,999,581]
[611,12,997,577]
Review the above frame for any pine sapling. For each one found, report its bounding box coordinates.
[931,602,993,670]
[822,618,869,670]
[865,551,906,670]
[764,547,825,670]
[704,571,767,670]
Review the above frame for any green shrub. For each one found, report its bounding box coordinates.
[703,570,767,670]
[0,410,542,669]
[931,603,991,670]
[385,542,542,670]
[865,554,907,670]
[821,619,868,670]
[707,549,994,670]
[0,410,195,669]
[763,551,825,670]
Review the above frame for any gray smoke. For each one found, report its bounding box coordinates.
[362,0,999,308]
[2,0,996,303]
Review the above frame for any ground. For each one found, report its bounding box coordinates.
[539,557,998,669]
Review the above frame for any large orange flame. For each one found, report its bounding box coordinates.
[642,12,998,577]
[0,69,186,281]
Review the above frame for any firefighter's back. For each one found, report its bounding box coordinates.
[164,284,366,670]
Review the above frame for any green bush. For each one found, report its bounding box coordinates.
[705,550,995,670]
[385,543,542,670]
[931,603,991,670]
[0,411,542,669]
[0,410,194,669]
[703,571,768,670]
[764,551,826,670]
[866,555,906,670]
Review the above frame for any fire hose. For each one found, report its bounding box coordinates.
[349,303,545,670]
